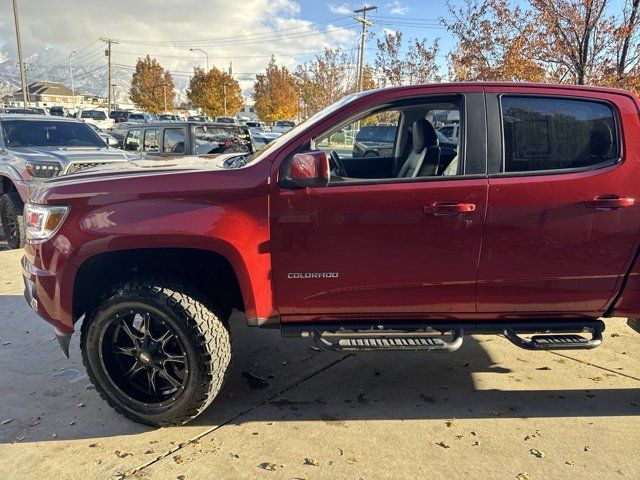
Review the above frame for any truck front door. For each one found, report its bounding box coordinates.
[270,90,489,319]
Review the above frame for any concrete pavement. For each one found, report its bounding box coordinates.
[0,248,639,479]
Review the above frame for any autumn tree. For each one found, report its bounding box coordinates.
[253,57,299,124]
[442,0,546,82]
[186,66,243,117]
[295,48,356,117]
[129,56,175,113]
[374,31,441,86]
[528,0,615,84]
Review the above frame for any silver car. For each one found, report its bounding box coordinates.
[0,115,135,248]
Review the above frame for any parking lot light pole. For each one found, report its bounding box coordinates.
[68,50,77,108]
[12,0,29,108]
[190,48,209,72]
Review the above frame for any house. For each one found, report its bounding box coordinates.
[236,102,259,121]
[12,81,75,107]
[11,81,108,109]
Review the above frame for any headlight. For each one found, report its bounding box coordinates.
[25,161,63,178]
[24,203,70,243]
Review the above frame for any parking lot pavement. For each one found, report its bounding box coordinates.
[0,248,638,479]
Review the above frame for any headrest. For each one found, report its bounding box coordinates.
[412,119,438,153]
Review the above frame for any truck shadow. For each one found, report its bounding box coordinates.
[1,305,638,444]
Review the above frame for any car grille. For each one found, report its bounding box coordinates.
[66,162,112,174]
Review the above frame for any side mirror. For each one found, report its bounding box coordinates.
[280,151,330,189]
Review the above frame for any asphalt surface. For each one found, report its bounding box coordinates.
[0,248,639,479]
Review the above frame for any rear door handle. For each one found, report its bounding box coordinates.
[423,202,476,216]
[585,196,635,210]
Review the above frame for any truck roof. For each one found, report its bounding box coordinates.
[0,114,80,122]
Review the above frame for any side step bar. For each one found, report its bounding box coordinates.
[282,319,605,353]
[311,329,464,352]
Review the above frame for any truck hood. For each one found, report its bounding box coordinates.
[10,146,132,164]
[40,153,239,185]
[29,153,265,205]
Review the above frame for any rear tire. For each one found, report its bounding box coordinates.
[0,192,25,249]
[81,279,231,426]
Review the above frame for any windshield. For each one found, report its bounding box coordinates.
[216,117,236,123]
[276,121,295,127]
[2,120,106,148]
[129,114,144,119]
[239,92,364,167]
[80,110,107,120]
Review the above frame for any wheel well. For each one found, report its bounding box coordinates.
[73,248,244,323]
[1,176,18,195]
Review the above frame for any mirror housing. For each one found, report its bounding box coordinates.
[280,151,330,189]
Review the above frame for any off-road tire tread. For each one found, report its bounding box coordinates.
[80,278,231,426]
[0,192,25,249]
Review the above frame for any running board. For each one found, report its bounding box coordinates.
[311,329,463,352]
[282,319,605,352]
[502,330,602,350]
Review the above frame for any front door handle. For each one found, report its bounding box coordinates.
[423,202,476,216]
[585,196,635,210]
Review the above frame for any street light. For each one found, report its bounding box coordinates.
[111,83,117,110]
[189,48,208,71]
[68,50,76,108]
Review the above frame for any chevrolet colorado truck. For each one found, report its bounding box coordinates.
[22,83,640,426]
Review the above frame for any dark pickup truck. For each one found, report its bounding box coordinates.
[22,82,640,426]
[121,121,253,158]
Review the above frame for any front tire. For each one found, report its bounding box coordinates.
[81,279,231,426]
[0,192,25,249]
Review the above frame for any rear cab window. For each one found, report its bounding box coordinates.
[500,96,619,174]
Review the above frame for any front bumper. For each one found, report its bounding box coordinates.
[22,241,77,336]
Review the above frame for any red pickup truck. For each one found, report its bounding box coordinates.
[21,82,640,426]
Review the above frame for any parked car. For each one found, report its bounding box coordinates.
[127,112,156,124]
[214,116,239,124]
[437,123,460,141]
[4,107,42,115]
[246,120,268,133]
[109,110,130,123]
[86,122,119,148]
[122,121,253,157]
[0,115,134,248]
[107,122,135,148]
[22,82,640,427]
[49,106,70,117]
[271,119,296,133]
[352,124,397,158]
[158,114,181,122]
[76,109,114,130]
[251,131,280,149]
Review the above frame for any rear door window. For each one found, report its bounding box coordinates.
[501,96,619,173]
[164,128,186,154]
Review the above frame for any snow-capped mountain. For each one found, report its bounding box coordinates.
[0,46,189,105]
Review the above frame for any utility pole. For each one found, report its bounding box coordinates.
[354,5,376,92]
[12,0,29,107]
[223,84,227,116]
[162,83,167,113]
[101,38,118,112]
[69,51,77,108]
[111,83,117,110]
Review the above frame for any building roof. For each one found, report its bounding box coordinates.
[13,81,74,97]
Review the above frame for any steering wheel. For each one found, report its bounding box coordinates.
[329,150,348,177]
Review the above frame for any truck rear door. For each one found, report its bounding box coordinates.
[477,86,640,314]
